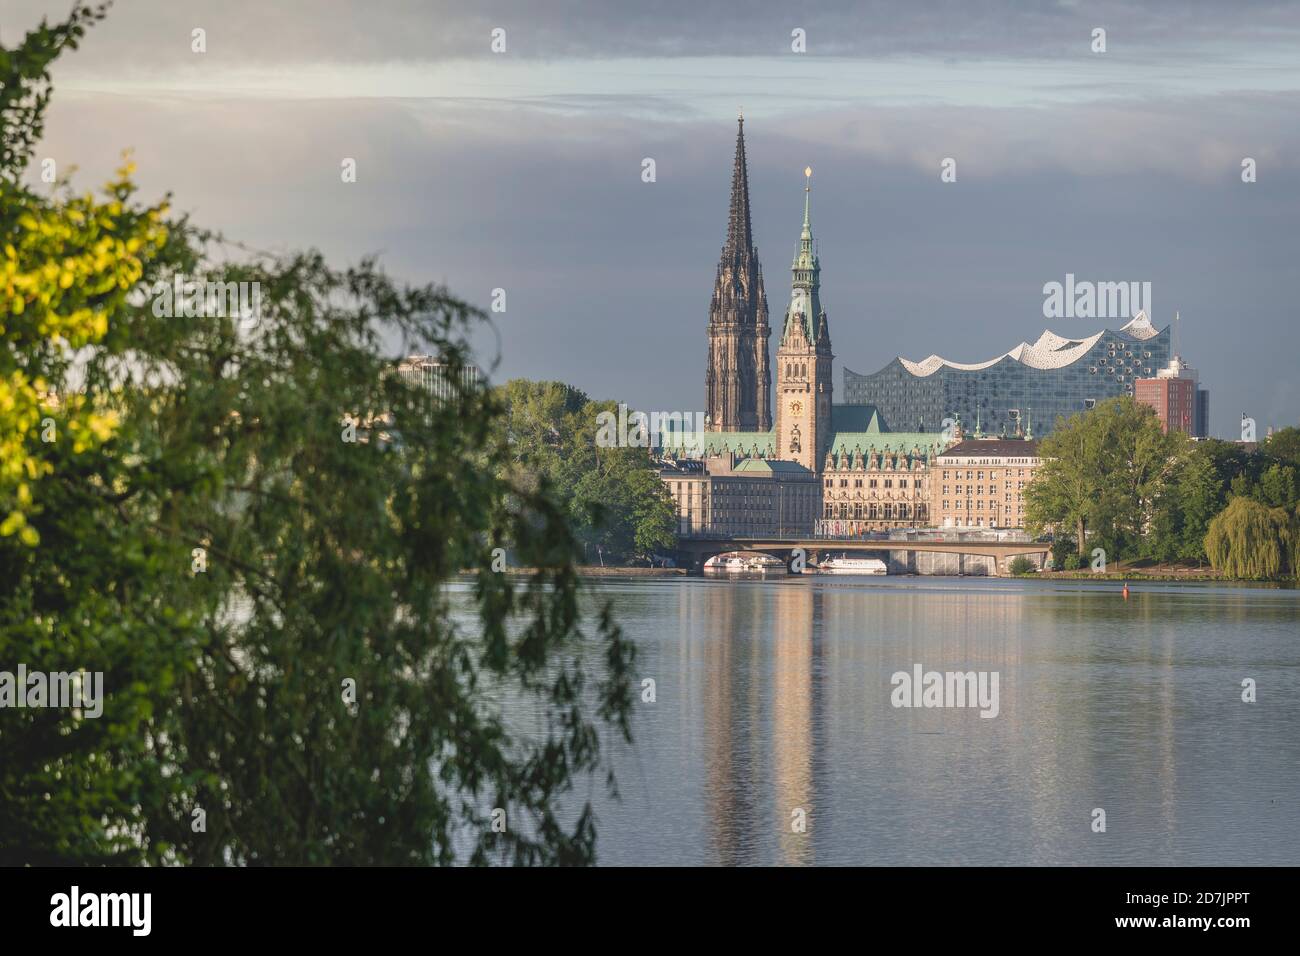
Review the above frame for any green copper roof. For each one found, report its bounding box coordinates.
[668,429,776,459]
[830,404,886,433]
[827,432,942,457]
[733,458,815,476]
[780,170,825,348]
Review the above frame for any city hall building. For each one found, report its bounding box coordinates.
[662,117,946,538]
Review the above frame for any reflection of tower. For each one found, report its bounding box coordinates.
[774,168,833,471]
[694,582,762,865]
[772,583,816,864]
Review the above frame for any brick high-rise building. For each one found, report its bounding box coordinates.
[1137,357,1200,435]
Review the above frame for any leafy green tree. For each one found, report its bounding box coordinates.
[1176,446,1225,564]
[1026,397,1178,559]
[1008,556,1035,575]
[1205,497,1296,581]
[1256,462,1298,510]
[499,382,676,564]
[2,3,634,865]
[1262,426,1300,467]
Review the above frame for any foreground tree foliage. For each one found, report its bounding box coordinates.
[1,3,633,865]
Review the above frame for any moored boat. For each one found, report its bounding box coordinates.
[703,551,786,574]
[815,554,887,575]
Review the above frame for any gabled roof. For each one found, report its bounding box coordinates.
[830,404,886,433]
[733,458,815,475]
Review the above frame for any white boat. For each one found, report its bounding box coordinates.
[704,551,786,574]
[816,554,887,575]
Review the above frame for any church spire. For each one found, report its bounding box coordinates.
[725,114,754,256]
[706,115,771,432]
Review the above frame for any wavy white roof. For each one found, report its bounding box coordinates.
[898,312,1158,377]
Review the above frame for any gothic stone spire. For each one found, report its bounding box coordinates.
[707,115,771,432]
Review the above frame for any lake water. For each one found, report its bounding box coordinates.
[457,576,1300,866]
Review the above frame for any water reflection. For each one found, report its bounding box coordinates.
[457,577,1300,866]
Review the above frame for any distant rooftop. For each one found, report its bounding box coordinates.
[939,437,1041,458]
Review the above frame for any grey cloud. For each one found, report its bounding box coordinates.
[7,0,1300,67]
[32,83,1300,438]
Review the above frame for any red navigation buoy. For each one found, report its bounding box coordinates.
[1122,582,1130,600]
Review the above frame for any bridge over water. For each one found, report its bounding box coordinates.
[676,535,1051,577]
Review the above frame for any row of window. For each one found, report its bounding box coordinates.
[825,477,925,489]
[823,503,929,519]
[944,483,1025,494]
[940,469,1030,479]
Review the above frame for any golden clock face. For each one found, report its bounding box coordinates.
[790,400,803,416]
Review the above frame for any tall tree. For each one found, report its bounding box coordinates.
[1026,397,1178,559]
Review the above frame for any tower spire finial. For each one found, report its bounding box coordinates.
[723,115,754,253]
[803,166,812,236]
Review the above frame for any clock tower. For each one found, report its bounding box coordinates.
[775,167,833,472]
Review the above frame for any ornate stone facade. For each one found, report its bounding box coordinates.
[819,444,932,535]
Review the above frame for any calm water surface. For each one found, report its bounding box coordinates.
[456,576,1300,865]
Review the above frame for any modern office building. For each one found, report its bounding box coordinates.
[843,313,1172,437]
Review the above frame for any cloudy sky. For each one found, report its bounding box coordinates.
[7,0,1300,437]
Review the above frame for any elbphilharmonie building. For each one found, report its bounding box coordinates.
[842,312,1171,437]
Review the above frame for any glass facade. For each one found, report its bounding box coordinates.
[842,321,1171,437]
